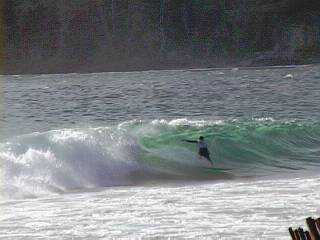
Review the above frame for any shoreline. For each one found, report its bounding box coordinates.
[3,51,320,75]
[2,61,317,76]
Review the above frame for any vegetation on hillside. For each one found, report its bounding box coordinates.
[3,0,320,73]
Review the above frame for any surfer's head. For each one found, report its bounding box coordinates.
[199,136,204,141]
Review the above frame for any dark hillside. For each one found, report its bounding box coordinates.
[2,0,320,74]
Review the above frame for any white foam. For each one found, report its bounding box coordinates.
[49,129,90,143]
[151,118,225,127]
[0,127,144,198]
[283,73,294,79]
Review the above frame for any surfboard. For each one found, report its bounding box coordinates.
[202,167,232,173]
[198,156,213,168]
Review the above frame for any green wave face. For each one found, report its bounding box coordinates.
[131,120,320,176]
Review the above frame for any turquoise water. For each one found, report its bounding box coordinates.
[138,120,320,174]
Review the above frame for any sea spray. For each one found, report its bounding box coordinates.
[0,127,143,198]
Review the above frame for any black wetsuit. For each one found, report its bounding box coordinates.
[185,140,212,163]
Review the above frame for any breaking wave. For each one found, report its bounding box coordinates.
[1,118,320,198]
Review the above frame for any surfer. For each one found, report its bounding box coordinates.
[182,136,213,165]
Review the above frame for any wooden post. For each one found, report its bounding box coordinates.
[289,217,320,239]
[289,227,297,240]
[305,231,312,240]
[295,229,302,240]
[306,217,320,240]
[298,227,307,240]
[315,218,320,234]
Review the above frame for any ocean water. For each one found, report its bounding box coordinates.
[1,65,320,239]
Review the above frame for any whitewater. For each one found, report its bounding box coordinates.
[1,65,320,239]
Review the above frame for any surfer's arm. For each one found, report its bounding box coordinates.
[182,140,198,143]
